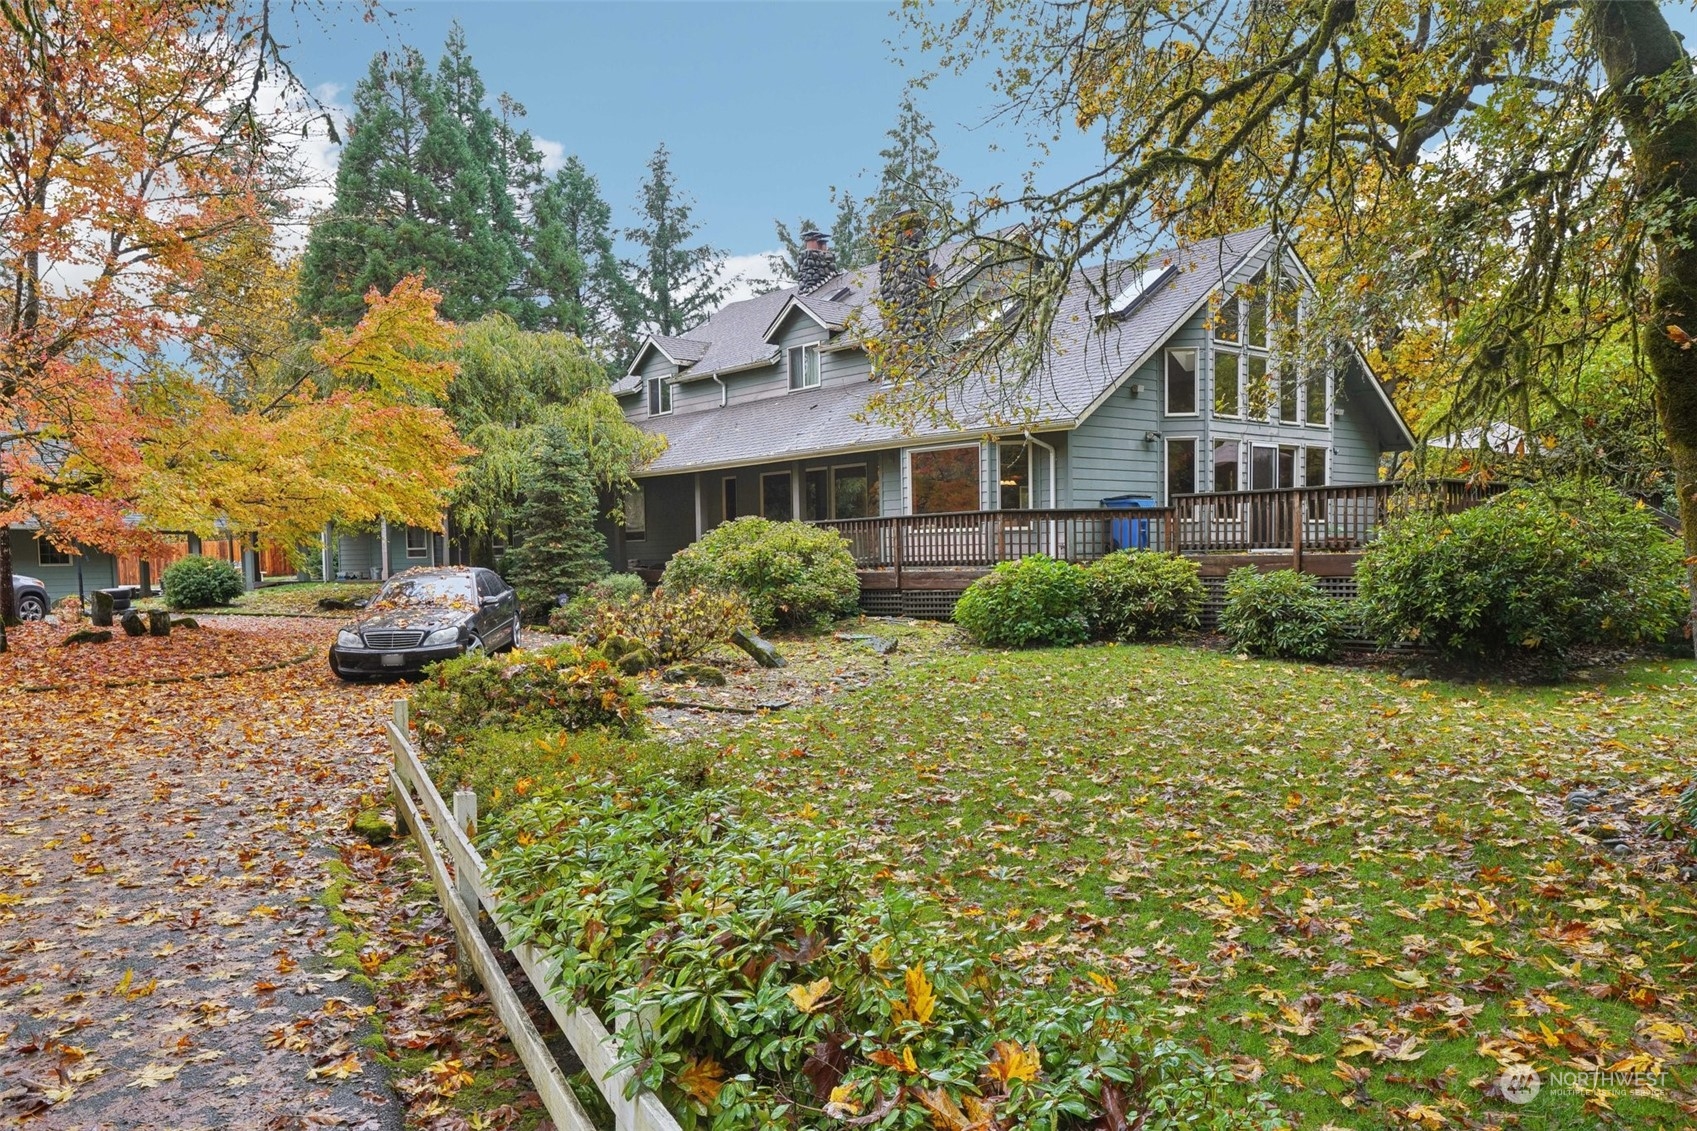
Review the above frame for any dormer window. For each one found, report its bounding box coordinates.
[788,343,820,390]
[647,374,672,415]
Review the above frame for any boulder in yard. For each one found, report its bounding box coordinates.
[119,610,146,637]
[731,627,785,669]
[350,807,394,846]
[170,617,200,630]
[663,662,727,686]
[61,628,113,646]
[317,597,355,611]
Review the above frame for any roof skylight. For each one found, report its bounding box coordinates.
[1107,259,1175,317]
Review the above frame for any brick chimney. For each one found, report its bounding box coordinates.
[877,208,934,350]
[796,230,836,295]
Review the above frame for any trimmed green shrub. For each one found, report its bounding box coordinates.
[161,555,245,609]
[660,517,858,632]
[954,554,1090,647]
[1355,480,1688,668]
[491,782,1278,1131]
[547,573,650,634]
[410,641,641,750]
[1084,550,1205,641]
[581,586,751,666]
[1219,567,1343,661]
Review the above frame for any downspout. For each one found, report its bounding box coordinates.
[711,372,726,407]
[1024,430,1059,556]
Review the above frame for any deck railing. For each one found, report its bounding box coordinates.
[816,480,1497,571]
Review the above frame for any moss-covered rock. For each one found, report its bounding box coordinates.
[662,661,727,686]
[351,807,395,846]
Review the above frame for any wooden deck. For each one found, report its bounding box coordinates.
[818,480,1495,594]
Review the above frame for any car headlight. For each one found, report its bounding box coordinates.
[422,626,462,646]
[336,629,363,649]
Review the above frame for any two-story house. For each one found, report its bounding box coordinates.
[611,224,1416,609]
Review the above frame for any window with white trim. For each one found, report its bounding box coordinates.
[405,527,428,558]
[1165,437,1197,500]
[787,343,820,390]
[1165,348,1198,416]
[910,446,981,514]
[647,374,672,415]
[1304,371,1329,427]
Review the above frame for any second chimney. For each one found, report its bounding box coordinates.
[796,230,836,295]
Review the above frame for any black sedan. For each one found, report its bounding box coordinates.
[328,566,520,680]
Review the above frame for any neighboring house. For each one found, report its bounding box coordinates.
[4,523,120,602]
[610,225,1415,584]
[324,520,451,581]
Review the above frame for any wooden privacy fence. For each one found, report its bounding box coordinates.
[386,701,684,1131]
[118,539,294,586]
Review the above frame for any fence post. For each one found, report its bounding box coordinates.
[453,787,481,986]
[389,699,411,838]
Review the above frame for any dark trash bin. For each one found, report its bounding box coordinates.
[1100,494,1158,550]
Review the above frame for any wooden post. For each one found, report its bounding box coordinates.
[453,787,481,986]
[1291,490,1304,574]
[138,559,152,598]
[321,523,335,581]
[390,700,411,837]
[892,518,904,595]
[379,517,391,579]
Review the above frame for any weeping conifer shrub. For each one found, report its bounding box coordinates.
[1355,479,1688,671]
[501,424,608,619]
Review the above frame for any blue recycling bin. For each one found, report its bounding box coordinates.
[1100,494,1157,550]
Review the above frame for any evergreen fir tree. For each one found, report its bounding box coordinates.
[531,156,642,357]
[868,87,959,235]
[625,144,728,336]
[501,425,608,610]
[297,27,533,328]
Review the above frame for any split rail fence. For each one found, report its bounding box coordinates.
[386,700,684,1131]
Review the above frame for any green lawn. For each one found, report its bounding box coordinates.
[669,630,1697,1128]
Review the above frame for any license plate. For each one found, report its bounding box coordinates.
[380,653,405,667]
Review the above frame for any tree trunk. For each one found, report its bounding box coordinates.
[1589,0,1697,656]
[0,515,15,631]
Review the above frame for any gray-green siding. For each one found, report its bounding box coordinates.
[6,529,119,601]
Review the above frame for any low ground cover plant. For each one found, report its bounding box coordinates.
[1218,567,1343,661]
[161,555,246,609]
[489,780,1275,1131]
[410,641,640,750]
[661,517,858,631]
[547,573,649,634]
[1356,480,1688,670]
[1083,549,1205,642]
[954,554,1091,648]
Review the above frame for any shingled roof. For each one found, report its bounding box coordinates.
[621,226,1412,475]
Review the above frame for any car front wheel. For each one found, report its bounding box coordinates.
[464,635,485,660]
[16,594,47,621]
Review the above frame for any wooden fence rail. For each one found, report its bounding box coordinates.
[387,701,684,1131]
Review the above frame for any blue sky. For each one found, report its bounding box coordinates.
[285,1,1105,289]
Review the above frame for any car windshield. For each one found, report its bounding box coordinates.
[370,574,476,611]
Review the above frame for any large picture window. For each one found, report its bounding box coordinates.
[761,471,793,519]
[1214,352,1240,417]
[910,446,980,514]
[1165,348,1198,416]
[1165,437,1197,500]
[788,343,820,390]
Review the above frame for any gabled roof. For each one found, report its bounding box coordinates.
[623,335,711,379]
[761,293,855,342]
[632,227,1290,475]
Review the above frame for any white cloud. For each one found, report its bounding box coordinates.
[717,251,785,304]
[268,81,351,254]
[533,136,567,175]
